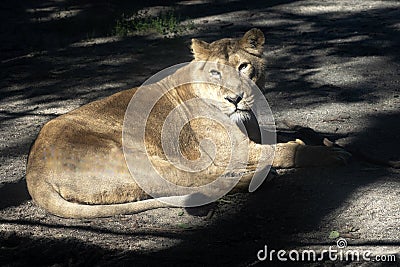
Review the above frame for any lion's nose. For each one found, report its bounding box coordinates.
[225,93,243,106]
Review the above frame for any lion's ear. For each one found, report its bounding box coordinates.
[191,38,210,60]
[240,28,265,55]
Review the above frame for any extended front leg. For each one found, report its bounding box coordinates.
[273,139,351,168]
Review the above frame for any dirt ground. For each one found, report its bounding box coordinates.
[1,0,400,266]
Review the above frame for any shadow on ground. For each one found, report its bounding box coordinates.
[0,179,30,210]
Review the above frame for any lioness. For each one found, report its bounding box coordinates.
[26,29,350,218]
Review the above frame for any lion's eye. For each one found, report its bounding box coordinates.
[209,69,221,79]
[238,63,249,72]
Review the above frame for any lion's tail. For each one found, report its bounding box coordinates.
[28,179,172,219]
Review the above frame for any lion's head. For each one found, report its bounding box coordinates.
[189,28,266,124]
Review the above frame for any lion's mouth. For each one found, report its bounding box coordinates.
[229,109,251,122]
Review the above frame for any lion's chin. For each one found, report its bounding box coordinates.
[229,110,251,123]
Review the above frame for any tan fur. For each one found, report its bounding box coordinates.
[26,29,350,218]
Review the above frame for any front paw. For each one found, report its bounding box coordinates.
[296,145,352,167]
[329,147,352,165]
